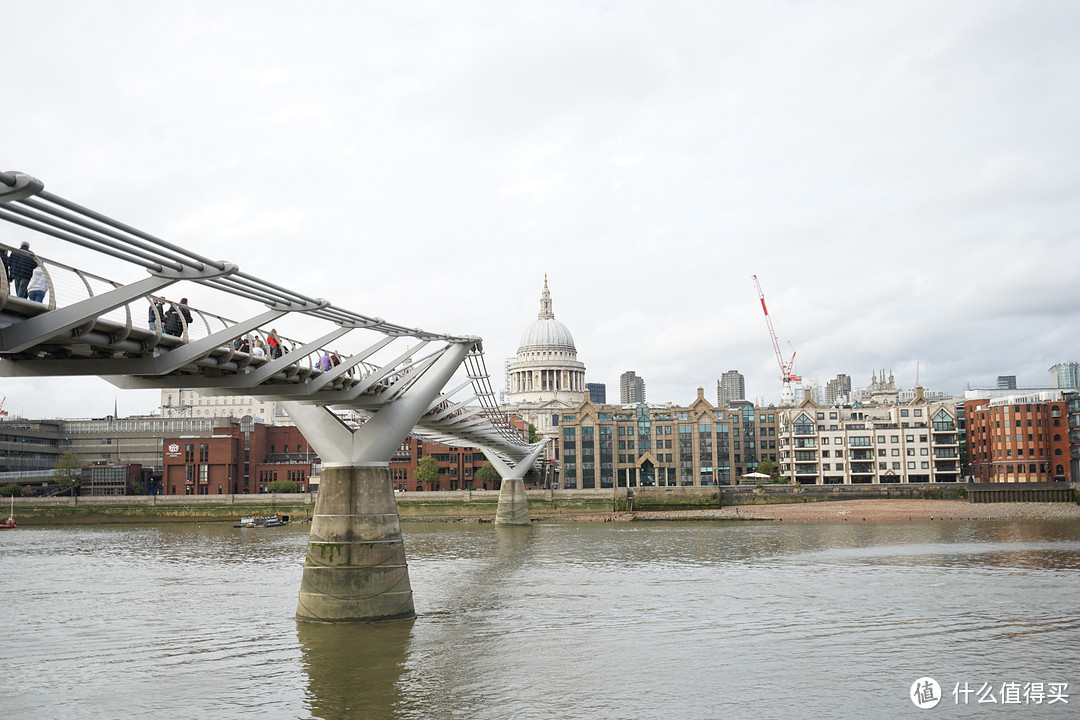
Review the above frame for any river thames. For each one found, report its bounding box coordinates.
[3,518,1078,719]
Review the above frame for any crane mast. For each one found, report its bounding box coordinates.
[752,275,801,404]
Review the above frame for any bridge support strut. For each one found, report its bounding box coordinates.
[284,341,473,622]
[483,442,547,526]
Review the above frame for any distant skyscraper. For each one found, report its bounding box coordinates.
[718,370,745,404]
[586,383,607,404]
[1049,362,1080,389]
[997,375,1017,390]
[619,371,646,404]
[825,374,852,405]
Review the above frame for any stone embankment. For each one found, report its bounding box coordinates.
[7,483,1077,525]
[543,499,1080,524]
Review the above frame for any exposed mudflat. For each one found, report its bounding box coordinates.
[527,499,1080,524]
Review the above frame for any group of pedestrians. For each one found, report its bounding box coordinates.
[318,351,342,371]
[3,244,358,378]
[2,241,48,303]
[147,297,192,337]
[232,334,269,359]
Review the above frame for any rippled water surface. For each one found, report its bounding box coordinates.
[3,519,1079,719]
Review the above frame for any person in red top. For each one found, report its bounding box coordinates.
[267,329,282,359]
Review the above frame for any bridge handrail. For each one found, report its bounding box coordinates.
[0,169,535,456]
[0,171,475,344]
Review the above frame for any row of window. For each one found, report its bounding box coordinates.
[796,462,936,471]
[991,463,1066,475]
[974,433,1065,444]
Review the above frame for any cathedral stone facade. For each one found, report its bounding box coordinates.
[504,277,586,449]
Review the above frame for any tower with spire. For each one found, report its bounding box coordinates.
[503,276,587,445]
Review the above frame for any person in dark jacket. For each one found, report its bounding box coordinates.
[164,298,193,337]
[164,308,183,337]
[177,298,193,324]
[9,242,36,298]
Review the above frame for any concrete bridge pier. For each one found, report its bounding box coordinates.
[483,442,547,526]
[283,341,472,622]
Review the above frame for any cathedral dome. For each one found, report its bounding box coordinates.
[517,277,576,352]
[518,317,576,352]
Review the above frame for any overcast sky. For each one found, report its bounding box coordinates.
[3,0,1078,419]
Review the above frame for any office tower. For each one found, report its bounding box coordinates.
[1049,362,1079,389]
[718,370,745,404]
[619,371,646,404]
[586,383,607,404]
[825,374,852,405]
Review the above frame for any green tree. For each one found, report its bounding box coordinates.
[757,459,776,478]
[54,451,83,496]
[415,456,440,491]
[528,423,538,443]
[0,483,20,497]
[476,461,501,488]
[267,480,297,493]
[130,482,145,496]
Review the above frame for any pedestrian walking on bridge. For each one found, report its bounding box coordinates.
[27,263,48,303]
[9,241,36,298]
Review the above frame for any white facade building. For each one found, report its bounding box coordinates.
[504,278,586,444]
[777,391,960,484]
[160,388,291,425]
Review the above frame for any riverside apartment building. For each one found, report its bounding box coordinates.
[776,390,961,484]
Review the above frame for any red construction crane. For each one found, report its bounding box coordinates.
[752,275,801,401]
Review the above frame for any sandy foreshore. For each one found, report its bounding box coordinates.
[529,499,1080,524]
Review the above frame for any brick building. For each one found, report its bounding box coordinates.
[389,414,528,492]
[163,418,316,495]
[389,437,491,492]
[964,392,1072,482]
[80,461,146,496]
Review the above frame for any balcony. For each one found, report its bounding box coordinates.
[934,448,957,459]
[850,463,874,474]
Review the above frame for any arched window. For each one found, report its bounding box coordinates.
[794,414,815,436]
[1056,464,1065,476]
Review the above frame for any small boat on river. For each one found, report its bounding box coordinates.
[1,496,16,529]
[234,515,288,528]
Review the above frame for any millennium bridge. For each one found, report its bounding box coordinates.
[0,168,546,621]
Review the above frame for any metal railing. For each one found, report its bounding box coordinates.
[0,168,536,460]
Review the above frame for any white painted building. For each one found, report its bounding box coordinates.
[503,277,586,444]
[160,388,292,425]
[777,390,961,484]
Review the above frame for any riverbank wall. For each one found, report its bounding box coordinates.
[6,482,1075,525]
